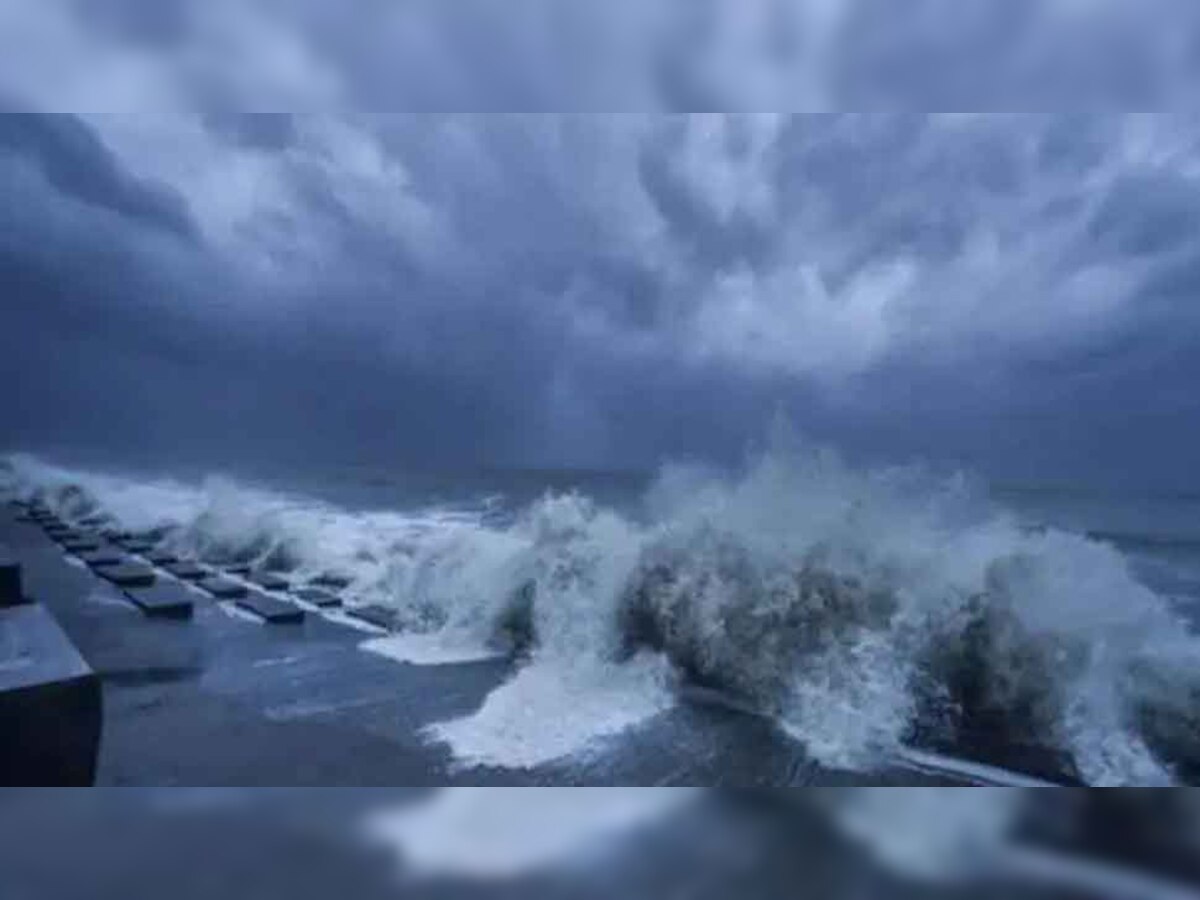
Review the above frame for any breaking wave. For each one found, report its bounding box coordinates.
[4,440,1199,786]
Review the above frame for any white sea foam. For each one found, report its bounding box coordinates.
[425,654,674,769]
[361,632,506,667]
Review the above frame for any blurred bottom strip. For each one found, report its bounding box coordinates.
[0,789,1196,900]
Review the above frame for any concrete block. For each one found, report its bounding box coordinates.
[236,591,304,624]
[0,603,101,785]
[310,573,352,590]
[98,564,157,589]
[77,548,128,568]
[346,604,398,631]
[293,587,341,608]
[249,572,290,591]
[144,550,179,566]
[162,561,208,581]
[62,537,102,554]
[0,549,24,608]
[117,539,155,554]
[198,576,248,600]
[122,584,194,620]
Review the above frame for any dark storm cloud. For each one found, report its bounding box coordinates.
[0,112,210,379]
[5,3,1200,484]
[0,110,586,467]
[0,112,253,464]
[0,112,197,239]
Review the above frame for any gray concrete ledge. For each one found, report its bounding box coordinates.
[62,537,102,554]
[237,591,304,624]
[250,572,290,591]
[310,574,352,590]
[122,583,194,620]
[116,539,155,554]
[98,564,157,589]
[198,576,248,600]
[0,603,101,785]
[293,587,341,608]
[163,561,208,581]
[77,548,129,568]
[345,605,398,631]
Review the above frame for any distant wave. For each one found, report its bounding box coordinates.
[1086,530,1200,552]
[5,442,1200,786]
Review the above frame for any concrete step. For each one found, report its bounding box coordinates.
[116,539,156,554]
[310,573,352,590]
[121,584,194,620]
[345,604,398,631]
[62,537,103,554]
[249,572,290,591]
[236,591,304,624]
[97,564,157,589]
[198,576,248,600]
[293,587,341,608]
[76,548,128,568]
[162,561,208,581]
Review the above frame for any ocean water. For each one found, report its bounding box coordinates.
[4,445,1200,787]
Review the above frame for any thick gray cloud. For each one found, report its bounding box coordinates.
[0,111,196,238]
[3,4,1200,485]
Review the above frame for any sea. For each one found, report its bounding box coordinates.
[4,443,1199,787]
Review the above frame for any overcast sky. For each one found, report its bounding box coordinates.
[2,1,1200,486]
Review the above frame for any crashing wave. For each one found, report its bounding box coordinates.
[4,443,1199,785]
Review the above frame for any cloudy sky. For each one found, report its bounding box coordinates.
[2,0,1200,485]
